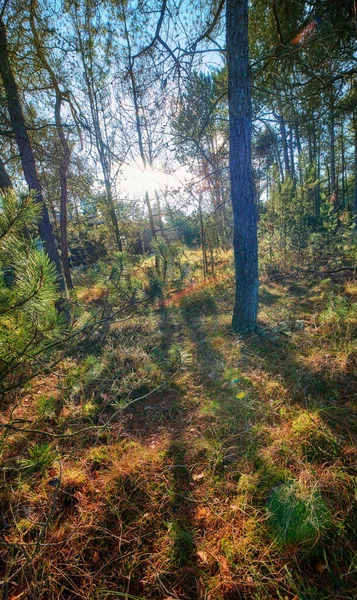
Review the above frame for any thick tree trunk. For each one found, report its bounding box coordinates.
[227,0,258,333]
[0,157,12,191]
[0,18,66,296]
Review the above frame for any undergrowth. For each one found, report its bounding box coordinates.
[1,254,357,599]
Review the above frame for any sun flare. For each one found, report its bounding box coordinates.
[121,164,176,198]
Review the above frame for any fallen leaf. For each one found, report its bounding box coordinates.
[193,472,204,481]
[196,506,210,520]
[315,563,327,575]
[197,550,208,563]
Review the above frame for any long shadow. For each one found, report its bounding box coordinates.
[244,329,357,440]
[179,300,265,483]
[123,305,202,598]
[242,327,357,597]
[180,299,226,389]
[162,435,198,599]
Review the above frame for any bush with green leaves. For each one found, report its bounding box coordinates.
[0,191,63,391]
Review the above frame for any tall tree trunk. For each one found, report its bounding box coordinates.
[330,103,338,208]
[288,125,295,187]
[308,126,315,214]
[198,194,208,280]
[0,156,12,191]
[145,190,157,241]
[0,17,66,296]
[341,119,346,210]
[275,110,290,175]
[295,123,303,187]
[123,15,157,244]
[131,88,156,241]
[154,190,165,238]
[313,116,320,220]
[353,111,357,229]
[30,3,73,289]
[227,0,258,333]
[73,10,122,252]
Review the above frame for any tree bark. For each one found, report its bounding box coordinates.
[330,103,338,208]
[227,0,258,333]
[154,189,165,238]
[353,112,357,230]
[341,119,346,209]
[275,111,290,176]
[288,125,295,187]
[313,116,320,220]
[0,156,12,191]
[198,194,208,280]
[30,3,73,289]
[0,17,66,295]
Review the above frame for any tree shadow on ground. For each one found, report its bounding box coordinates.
[259,286,281,306]
[244,328,357,442]
[162,437,199,599]
[180,299,226,387]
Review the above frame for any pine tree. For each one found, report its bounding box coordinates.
[0,190,63,392]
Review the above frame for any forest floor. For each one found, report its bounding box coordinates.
[2,254,357,599]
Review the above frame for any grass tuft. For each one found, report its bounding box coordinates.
[267,479,331,547]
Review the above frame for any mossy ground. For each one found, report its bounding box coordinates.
[1,253,357,599]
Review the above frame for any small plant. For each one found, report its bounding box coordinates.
[267,480,331,547]
[36,394,58,417]
[19,443,57,474]
[169,521,195,565]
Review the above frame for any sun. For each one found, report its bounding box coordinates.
[121,164,174,198]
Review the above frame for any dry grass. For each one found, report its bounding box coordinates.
[1,257,357,599]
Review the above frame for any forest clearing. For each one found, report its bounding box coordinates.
[1,0,357,598]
